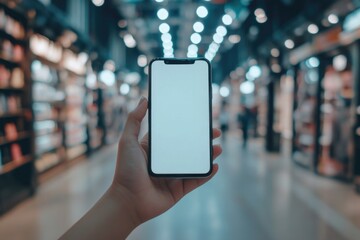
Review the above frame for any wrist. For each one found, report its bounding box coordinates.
[107,184,142,229]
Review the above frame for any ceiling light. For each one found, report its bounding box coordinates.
[124,33,136,48]
[155,0,164,2]
[254,8,266,18]
[193,22,204,33]
[333,54,347,71]
[328,14,339,24]
[209,42,219,52]
[271,48,280,57]
[213,33,223,44]
[137,55,147,67]
[228,34,241,44]
[305,57,320,68]
[163,48,174,54]
[124,72,141,85]
[240,81,255,94]
[196,6,208,18]
[247,65,262,80]
[190,33,202,44]
[159,23,170,33]
[284,39,294,49]
[92,0,104,7]
[187,52,198,58]
[164,53,174,58]
[161,33,172,42]
[256,16,268,23]
[100,70,115,86]
[220,86,230,97]
[307,24,319,34]
[120,83,130,95]
[188,44,198,53]
[163,41,173,49]
[222,14,233,25]
[216,25,227,37]
[205,52,214,61]
[157,8,169,20]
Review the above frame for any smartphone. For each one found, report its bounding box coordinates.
[148,58,212,177]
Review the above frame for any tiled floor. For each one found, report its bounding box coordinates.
[1,133,360,240]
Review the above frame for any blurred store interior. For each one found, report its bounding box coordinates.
[0,0,360,239]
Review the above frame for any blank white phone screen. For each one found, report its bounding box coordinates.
[150,59,211,175]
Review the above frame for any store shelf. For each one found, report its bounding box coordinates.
[67,144,87,161]
[0,132,31,146]
[35,130,58,137]
[33,99,65,105]
[35,117,62,122]
[0,87,25,92]
[0,57,21,68]
[37,158,64,174]
[32,79,56,85]
[36,145,62,157]
[0,111,24,119]
[0,29,26,45]
[0,155,33,175]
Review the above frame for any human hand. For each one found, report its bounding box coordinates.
[110,97,222,225]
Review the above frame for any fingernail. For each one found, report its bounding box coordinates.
[137,96,146,106]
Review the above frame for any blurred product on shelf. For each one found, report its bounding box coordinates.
[0,9,25,40]
[4,122,18,140]
[0,65,24,88]
[30,34,62,64]
[0,39,24,62]
[0,94,21,114]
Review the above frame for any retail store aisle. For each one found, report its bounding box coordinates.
[1,134,360,240]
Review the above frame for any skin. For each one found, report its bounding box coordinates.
[60,97,222,240]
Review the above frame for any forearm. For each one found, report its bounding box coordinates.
[60,187,140,240]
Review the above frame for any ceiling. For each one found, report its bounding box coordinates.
[111,0,250,61]
[85,0,357,82]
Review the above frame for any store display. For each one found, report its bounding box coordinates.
[36,152,62,173]
[0,2,36,216]
[293,62,319,168]
[31,59,66,173]
[317,55,355,178]
[61,70,88,160]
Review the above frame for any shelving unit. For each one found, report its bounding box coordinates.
[61,70,88,161]
[30,53,67,174]
[0,2,35,215]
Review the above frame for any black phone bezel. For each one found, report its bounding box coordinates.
[148,58,213,178]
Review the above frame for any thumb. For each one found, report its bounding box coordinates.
[123,97,148,139]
